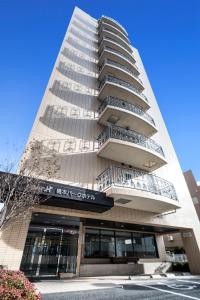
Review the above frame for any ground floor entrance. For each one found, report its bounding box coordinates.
[20,212,182,277]
[20,214,79,277]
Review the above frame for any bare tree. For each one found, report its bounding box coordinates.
[0,140,60,229]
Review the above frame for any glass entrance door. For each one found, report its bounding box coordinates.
[39,228,62,276]
[21,226,79,276]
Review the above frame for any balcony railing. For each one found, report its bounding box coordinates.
[99,37,133,61]
[97,166,178,201]
[97,124,164,157]
[99,46,138,71]
[98,22,130,44]
[99,75,148,102]
[98,29,132,52]
[100,15,128,36]
[98,96,155,125]
[99,59,142,84]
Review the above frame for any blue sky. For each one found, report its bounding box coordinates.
[0,0,200,180]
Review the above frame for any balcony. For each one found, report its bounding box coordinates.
[99,37,135,65]
[98,21,130,45]
[97,125,167,171]
[99,29,132,53]
[99,16,128,37]
[99,59,144,91]
[97,166,180,213]
[98,96,157,136]
[99,46,139,76]
[98,75,149,111]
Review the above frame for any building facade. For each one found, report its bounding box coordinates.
[184,170,200,220]
[164,170,200,252]
[1,7,200,276]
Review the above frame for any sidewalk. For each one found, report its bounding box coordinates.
[34,274,200,294]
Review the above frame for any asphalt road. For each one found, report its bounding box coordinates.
[42,278,200,300]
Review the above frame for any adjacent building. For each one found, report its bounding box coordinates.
[1,7,200,276]
[184,170,200,220]
[164,170,200,253]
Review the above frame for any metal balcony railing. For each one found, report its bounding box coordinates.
[99,75,148,102]
[98,22,130,44]
[99,46,138,71]
[99,59,142,84]
[97,165,178,201]
[98,29,132,51]
[98,96,155,125]
[99,37,133,61]
[100,15,128,36]
[97,124,164,157]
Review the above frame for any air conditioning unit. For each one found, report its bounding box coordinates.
[167,235,174,241]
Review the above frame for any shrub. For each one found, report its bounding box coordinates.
[0,269,41,300]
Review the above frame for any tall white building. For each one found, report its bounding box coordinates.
[1,7,200,277]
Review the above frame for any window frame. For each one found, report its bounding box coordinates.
[84,227,158,259]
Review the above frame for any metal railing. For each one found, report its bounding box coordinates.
[97,165,178,201]
[99,75,148,102]
[99,59,142,85]
[166,254,187,263]
[99,37,134,63]
[98,96,155,125]
[98,29,132,52]
[99,46,138,71]
[97,124,164,157]
[98,22,130,44]
[100,15,128,36]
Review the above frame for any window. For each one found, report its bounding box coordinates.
[143,234,157,258]
[132,233,157,258]
[115,231,133,257]
[132,233,146,258]
[85,229,100,258]
[100,230,115,257]
[84,228,158,259]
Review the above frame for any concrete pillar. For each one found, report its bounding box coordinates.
[0,215,31,270]
[181,229,200,274]
[156,234,167,261]
[76,222,84,276]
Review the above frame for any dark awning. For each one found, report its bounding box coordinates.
[40,180,114,213]
[0,171,114,213]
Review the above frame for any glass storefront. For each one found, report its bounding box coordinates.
[85,228,158,259]
[20,213,80,277]
[21,213,159,277]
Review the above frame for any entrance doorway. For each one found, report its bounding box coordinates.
[21,223,79,277]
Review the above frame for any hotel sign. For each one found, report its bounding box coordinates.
[40,184,96,201]
[39,181,114,213]
[0,171,113,213]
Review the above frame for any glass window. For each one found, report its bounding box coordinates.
[132,233,157,258]
[84,228,157,259]
[85,229,100,257]
[132,233,146,258]
[143,234,157,258]
[115,231,133,257]
[100,230,115,257]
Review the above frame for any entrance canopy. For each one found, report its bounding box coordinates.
[40,180,114,213]
[0,171,114,213]
[84,218,180,234]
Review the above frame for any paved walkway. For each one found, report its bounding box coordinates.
[34,275,200,299]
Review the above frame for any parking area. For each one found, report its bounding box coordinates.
[36,277,200,299]
[122,279,200,299]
